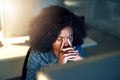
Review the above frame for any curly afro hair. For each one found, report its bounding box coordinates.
[29,5,87,53]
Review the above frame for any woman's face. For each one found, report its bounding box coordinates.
[53,26,73,56]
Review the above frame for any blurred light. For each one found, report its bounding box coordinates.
[0,0,18,46]
[3,0,17,12]
[37,72,51,80]
[64,1,78,6]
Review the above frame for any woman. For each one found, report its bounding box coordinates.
[26,5,87,80]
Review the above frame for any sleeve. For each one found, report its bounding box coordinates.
[26,51,41,80]
[76,45,87,58]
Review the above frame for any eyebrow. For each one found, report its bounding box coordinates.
[58,34,73,38]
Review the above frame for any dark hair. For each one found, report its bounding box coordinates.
[29,5,87,52]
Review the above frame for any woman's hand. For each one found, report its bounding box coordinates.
[58,39,83,64]
[58,47,83,64]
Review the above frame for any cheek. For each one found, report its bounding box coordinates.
[53,41,62,51]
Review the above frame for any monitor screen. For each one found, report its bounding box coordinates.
[37,51,120,80]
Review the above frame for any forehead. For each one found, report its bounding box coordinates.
[59,27,73,36]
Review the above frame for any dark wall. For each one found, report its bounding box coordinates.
[65,0,120,38]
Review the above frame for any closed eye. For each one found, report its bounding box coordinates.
[57,36,63,41]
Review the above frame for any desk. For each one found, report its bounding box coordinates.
[0,45,29,79]
[0,36,97,79]
[0,45,29,60]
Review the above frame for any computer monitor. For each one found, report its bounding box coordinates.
[37,51,120,80]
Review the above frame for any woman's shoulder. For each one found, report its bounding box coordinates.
[28,50,57,66]
[29,50,48,58]
[29,50,56,61]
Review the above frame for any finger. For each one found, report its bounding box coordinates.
[58,51,65,57]
[60,39,65,51]
[62,47,75,51]
[64,53,79,57]
[68,38,72,47]
[67,50,79,53]
[64,54,77,57]
[65,55,77,60]
[68,56,84,61]
[63,50,79,55]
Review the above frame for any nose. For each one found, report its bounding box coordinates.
[63,39,70,47]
